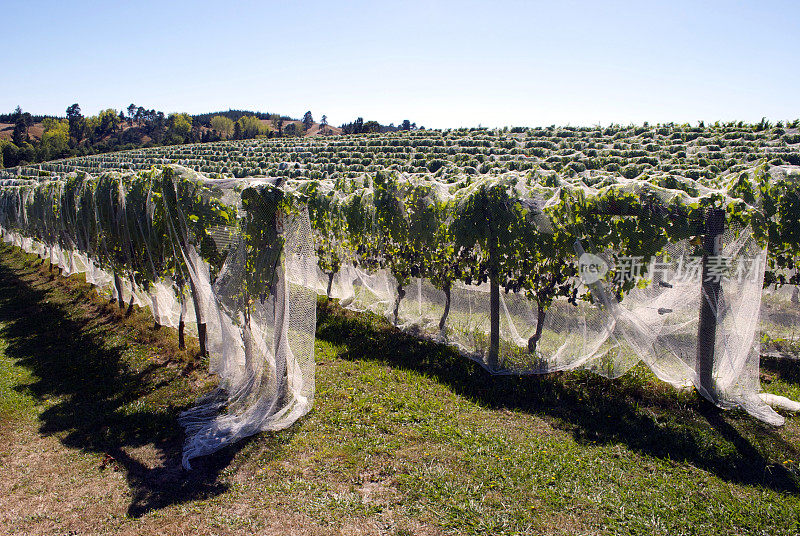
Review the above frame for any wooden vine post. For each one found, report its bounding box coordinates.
[188,277,208,358]
[487,212,500,370]
[488,255,500,369]
[696,208,725,399]
[113,271,125,308]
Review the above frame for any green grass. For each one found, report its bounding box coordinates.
[1,243,800,535]
[0,335,35,419]
[304,302,800,535]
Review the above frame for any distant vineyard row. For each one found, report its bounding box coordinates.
[2,122,798,184]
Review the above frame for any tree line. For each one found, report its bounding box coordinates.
[1,102,420,168]
[339,117,421,135]
[0,104,310,168]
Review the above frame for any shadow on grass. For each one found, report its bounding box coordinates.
[761,355,800,387]
[0,247,285,517]
[316,299,800,495]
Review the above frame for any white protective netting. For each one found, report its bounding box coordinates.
[0,157,798,470]
[179,209,317,467]
[0,166,317,468]
[316,235,786,424]
[301,170,800,426]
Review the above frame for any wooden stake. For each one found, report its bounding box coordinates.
[696,208,725,399]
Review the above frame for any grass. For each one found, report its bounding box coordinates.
[0,335,33,420]
[0,242,799,535]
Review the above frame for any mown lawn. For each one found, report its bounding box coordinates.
[0,242,799,535]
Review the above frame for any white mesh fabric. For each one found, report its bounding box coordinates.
[0,147,798,467]
[0,166,317,469]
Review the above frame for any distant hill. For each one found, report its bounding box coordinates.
[1,113,341,144]
[0,104,411,168]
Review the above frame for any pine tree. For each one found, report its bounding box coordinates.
[302,111,314,131]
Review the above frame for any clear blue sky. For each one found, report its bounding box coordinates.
[1,0,797,128]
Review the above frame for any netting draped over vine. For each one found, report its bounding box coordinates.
[295,166,800,425]
[0,166,316,468]
[0,157,799,466]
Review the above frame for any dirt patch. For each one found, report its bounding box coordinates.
[0,123,44,142]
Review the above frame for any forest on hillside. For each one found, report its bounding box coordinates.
[0,104,419,169]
